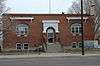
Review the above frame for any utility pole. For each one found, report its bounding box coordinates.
[81,0,85,55]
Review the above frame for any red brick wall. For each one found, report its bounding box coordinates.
[3,14,94,50]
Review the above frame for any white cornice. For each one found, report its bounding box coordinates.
[10,17,34,20]
[67,17,88,20]
[42,20,59,23]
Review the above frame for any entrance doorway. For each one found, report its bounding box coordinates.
[47,27,55,43]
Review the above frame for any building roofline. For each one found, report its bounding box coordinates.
[3,13,90,17]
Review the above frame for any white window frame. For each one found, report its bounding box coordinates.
[71,23,82,35]
[16,43,23,50]
[16,43,29,50]
[23,43,29,50]
[78,42,82,48]
[16,24,28,36]
[72,42,77,48]
[42,20,59,33]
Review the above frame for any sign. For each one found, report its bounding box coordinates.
[84,40,98,48]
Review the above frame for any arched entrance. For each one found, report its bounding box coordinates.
[46,27,55,43]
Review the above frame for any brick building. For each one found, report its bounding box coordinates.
[2,13,95,52]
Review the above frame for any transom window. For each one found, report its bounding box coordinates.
[16,24,28,35]
[71,23,82,35]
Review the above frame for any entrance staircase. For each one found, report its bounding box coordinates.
[45,42,63,53]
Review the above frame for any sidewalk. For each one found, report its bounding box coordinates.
[0,53,100,58]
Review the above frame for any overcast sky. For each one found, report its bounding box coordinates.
[6,0,75,14]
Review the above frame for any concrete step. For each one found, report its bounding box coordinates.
[46,43,62,53]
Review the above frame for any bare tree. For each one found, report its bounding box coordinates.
[68,0,94,14]
[68,0,100,44]
[0,0,9,23]
[68,1,81,14]
[0,0,6,15]
[0,0,9,51]
[94,0,100,43]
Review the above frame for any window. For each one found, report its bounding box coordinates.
[0,35,3,39]
[78,42,82,48]
[72,42,77,48]
[48,33,54,38]
[16,43,22,50]
[23,44,28,49]
[0,31,2,35]
[16,24,28,35]
[47,27,55,43]
[16,43,29,50]
[71,23,82,35]
[72,42,82,48]
[47,29,54,38]
[79,27,82,33]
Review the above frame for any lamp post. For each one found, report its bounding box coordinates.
[81,0,84,55]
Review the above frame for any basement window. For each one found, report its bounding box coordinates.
[23,44,28,49]
[16,43,29,50]
[16,43,22,50]
[78,42,82,48]
[72,42,77,48]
